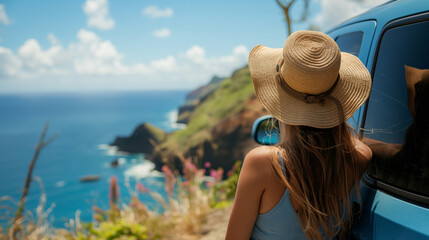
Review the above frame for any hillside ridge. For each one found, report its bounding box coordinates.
[111,65,267,173]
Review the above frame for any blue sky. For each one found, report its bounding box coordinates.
[0,0,387,93]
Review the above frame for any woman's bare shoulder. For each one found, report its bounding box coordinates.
[242,146,275,178]
[245,146,275,165]
[246,146,274,159]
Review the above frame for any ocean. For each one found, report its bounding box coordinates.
[0,90,188,228]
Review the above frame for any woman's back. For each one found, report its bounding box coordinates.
[250,150,307,240]
[233,142,371,240]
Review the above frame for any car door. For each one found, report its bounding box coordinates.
[355,13,429,240]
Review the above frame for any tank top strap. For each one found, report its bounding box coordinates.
[277,151,287,179]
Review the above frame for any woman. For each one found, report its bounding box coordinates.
[225,31,372,240]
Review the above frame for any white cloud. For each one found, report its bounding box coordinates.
[153,28,171,38]
[174,44,249,86]
[48,33,60,46]
[142,6,173,18]
[72,29,127,75]
[186,45,205,64]
[0,29,249,92]
[83,0,115,30]
[0,4,10,25]
[315,0,389,30]
[77,28,99,43]
[18,39,52,68]
[0,47,22,76]
[1,29,127,78]
[150,55,177,72]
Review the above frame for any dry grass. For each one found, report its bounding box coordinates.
[1,155,240,240]
[0,177,72,240]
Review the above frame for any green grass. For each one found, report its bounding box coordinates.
[143,123,166,142]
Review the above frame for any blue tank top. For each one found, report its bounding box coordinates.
[250,153,307,240]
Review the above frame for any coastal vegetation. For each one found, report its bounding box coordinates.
[0,153,241,239]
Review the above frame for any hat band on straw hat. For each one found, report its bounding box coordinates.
[249,31,371,128]
[276,61,345,124]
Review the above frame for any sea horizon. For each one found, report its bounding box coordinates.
[0,89,194,96]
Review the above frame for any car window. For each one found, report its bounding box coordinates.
[335,31,364,130]
[335,31,364,57]
[364,20,429,197]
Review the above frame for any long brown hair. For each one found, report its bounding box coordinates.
[271,122,361,240]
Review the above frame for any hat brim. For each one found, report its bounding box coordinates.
[249,45,372,129]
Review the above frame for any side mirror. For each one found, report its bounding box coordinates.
[251,115,279,145]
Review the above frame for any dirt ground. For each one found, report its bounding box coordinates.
[170,206,232,240]
[199,206,232,240]
[178,206,232,240]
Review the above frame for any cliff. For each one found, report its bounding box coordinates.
[152,66,267,173]
[185,75,224,102]
[110,65,267,174]
[177,75,225,124]
[110,122,165,154]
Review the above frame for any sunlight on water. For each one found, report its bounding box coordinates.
[55,181,65,188]
[124,161,163,180]
[166,109,187,130]
[98,144,120,156]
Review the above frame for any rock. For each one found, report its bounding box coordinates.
[177,103,197,124]
[111,122,165,154]
[197,96,266,176]
[110,158,119,167]
[80,175,100,182]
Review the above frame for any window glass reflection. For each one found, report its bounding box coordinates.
[364,21,429,196]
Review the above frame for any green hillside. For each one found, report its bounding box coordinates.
[161,66,254,153]
[144,122,166,142]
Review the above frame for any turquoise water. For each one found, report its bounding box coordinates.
[0,91,188,228]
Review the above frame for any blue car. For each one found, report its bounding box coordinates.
[251,0,429,239]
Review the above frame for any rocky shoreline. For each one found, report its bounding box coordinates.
[110,66,267,174]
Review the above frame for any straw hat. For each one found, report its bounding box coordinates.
[249,30,371,128]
